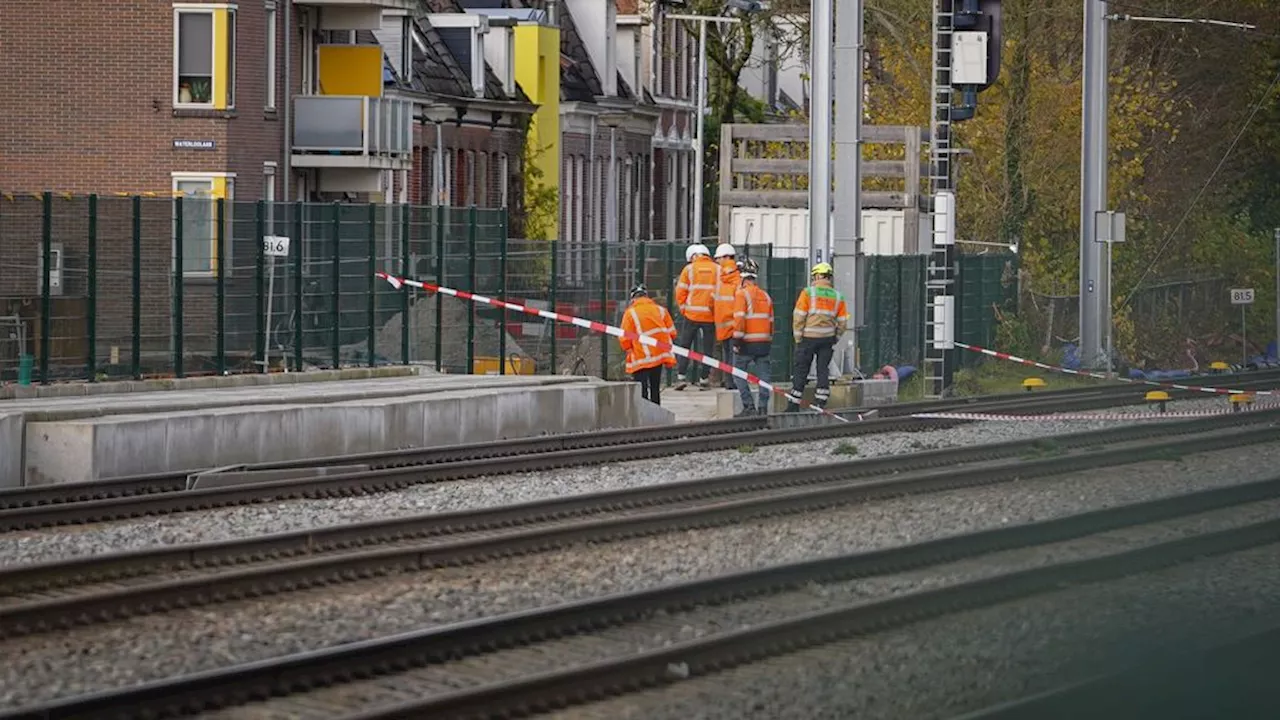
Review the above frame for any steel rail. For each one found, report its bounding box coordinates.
[2,369,1274,514]
[351,515,1280,720]
[4,380,1276,533]
[1,414,1277,641]
[9,470,1280,720]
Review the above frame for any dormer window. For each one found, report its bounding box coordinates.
[427,14,489,98]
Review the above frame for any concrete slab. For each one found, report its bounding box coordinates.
[21,378,670,486]
[0,412,23,489]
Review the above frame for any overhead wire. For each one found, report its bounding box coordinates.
[1116,62,1280,313]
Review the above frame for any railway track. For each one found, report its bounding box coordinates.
[1,409,1277,643]
[2,377,1276,532]
[8,462,1280,719]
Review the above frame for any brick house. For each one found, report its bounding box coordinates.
[0,0,534,376]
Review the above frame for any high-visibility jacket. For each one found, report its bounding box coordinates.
[712,258,741,341]
[732,283,774,345]
[619,296,678,374]
[792,283,850,342]
[674,256,719,323]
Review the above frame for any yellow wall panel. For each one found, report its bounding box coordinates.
[317,45,384,97]
[212,10,230,109]
[513,23,561,239]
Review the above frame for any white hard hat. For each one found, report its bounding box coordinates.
[687,243,711,260]
[715,243,736,259]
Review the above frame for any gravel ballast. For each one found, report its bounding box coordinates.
[548,542,1280,720]
[1,440,1278,708]
[0,396,1250,567]
[190,497,1280,719]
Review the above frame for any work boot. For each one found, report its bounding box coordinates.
[735,404,756,418]
[698,378,711,391]
[784,402,800,413]
[756,405,769,416]
[673,381,688,391]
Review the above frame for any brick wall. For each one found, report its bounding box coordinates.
[0,0,298,371]
[409,122,523,212]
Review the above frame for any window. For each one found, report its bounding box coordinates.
[172,173,234,275]
[264,3,277,110]
[174,4,237,109]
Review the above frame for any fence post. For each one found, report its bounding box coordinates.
[292,203,304,372]
[599,240,608,381]
[173,195,185,379]
[86,195,98,381]
[39,192,52,384]
[467,206,477,375]
[366,203,376,369]
[131,196,142,380]
[549,239,558,375]
[498,213,508,375]
[330,201,341,369]
[664,242,675,385]
[255,200,267,373]
[400,205,411,365]
[215,198,226,375]
[434,205,444,372]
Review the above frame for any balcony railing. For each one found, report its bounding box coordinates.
[292,95,412,166]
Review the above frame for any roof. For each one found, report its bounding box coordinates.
[556,1,603,103]
[423,0,527,102]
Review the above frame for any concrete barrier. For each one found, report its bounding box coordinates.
[21,379,672,486]
[0,413,21,489]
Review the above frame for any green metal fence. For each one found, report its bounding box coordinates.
[857,253,1019,371]
[0,193,1015,385]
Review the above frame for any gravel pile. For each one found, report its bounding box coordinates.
[0,396,1245,567]
[2,442,1278,708]
[549,543,1280,720]
[194,497,1280,719]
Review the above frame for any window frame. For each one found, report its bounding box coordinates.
[171,172,236,278]
[173,3,238,110]
[264,2,277,111]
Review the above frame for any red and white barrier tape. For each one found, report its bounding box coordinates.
[956,342,1278,397]
[376,272,854,422]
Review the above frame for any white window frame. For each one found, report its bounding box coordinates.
[173,3,238,109]
[172,172,236,277]
[265,2,277,111]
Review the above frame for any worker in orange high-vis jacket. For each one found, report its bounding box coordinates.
[672,243,718,390]
[730,259,774,417]
[785,262,850,412]
[619,283,677,405]
[712,243,741,390]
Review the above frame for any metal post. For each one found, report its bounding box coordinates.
[292,204,304,372]
[255,201,267,372]
[435,205,445,372]
[1106,234,1114,377]
[466,206,477,374]
[39,192,52,385]
[434,122,445,204]
[1242,304,1248,367]
[331,202,341,370]
[366,203,377,369]
[693,18,708,241]
[833,0,864,377]
[131,196,142,380]
[215,198,226,375]
[550,234,558,374]
[173,195,185,379]
[401,206,411,365]
[1079,0,1109,369]
[808,0,832,267]
[608,126,618,246]
[86,193,97,379]
[1274,227,1279,359]
[599,240,608,380]
[499,216,508,375]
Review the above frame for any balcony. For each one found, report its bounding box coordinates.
[291,0,415,29]
[292,95,412,174]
